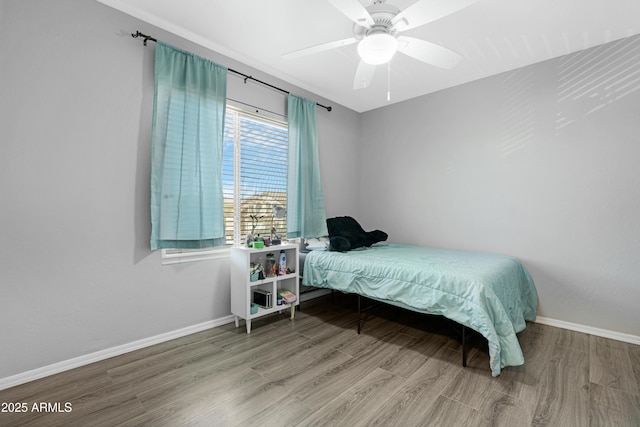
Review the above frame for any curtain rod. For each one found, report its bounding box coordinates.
[131,31,332,112]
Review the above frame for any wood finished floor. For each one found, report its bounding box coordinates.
[1,295,639,427]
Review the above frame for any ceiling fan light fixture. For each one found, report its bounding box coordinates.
[357,33,398,65]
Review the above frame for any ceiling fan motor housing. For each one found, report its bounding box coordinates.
[353,1,400,39]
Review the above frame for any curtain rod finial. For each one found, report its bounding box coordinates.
[132,31,156,46]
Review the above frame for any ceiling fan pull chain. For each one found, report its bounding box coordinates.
[387,61,391,101]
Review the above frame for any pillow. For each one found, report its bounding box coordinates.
[326,216,388,251]
[304,237,329,251]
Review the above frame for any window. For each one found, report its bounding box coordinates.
[162,105,288,264]
[223,106,288,245]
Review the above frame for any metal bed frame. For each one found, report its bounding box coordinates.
[302,251,473,368]
[353,292,471,368]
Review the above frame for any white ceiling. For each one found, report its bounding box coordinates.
[98,0,640,113]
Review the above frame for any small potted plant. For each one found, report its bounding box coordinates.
[249,262,262,282]
[246,214,265,247]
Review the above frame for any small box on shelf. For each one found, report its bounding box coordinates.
[278,290,297,304]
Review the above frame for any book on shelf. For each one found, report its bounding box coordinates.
[277,290,297,304]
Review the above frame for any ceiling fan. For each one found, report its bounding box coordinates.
[283,0,477,90]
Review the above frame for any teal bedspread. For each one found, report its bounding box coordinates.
[302,243,538,376]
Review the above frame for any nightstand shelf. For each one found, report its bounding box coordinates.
[230,244,299,334]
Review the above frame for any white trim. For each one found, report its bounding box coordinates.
[535,316,640,345]
[300,288,331,302]
[0,315,235,391]
[161,247,231,265]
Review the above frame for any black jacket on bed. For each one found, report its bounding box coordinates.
[326,216,387,252]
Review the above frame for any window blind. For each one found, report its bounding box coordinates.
[223,107,288,245]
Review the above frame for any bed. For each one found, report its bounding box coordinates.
[302,242,538,377]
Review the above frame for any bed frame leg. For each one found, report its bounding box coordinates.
[462,325,467,367]
[357,294,362,334]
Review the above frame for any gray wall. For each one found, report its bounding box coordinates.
[0,0,360,380]
[359,35,640,337]
[3,0,639,384]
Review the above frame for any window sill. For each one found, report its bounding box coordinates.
[161,247,231,265]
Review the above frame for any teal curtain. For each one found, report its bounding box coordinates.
[150,42,227,250]
[286,94,328,239]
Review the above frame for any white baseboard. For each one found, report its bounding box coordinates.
[0,315,235,391]
[300,292,640,346]
[300,288,331,302]
[0,291,331,391]
[4,309,638,391]
[535,316,640,345]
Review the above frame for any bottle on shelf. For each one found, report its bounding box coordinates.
[257,255,265,280]
[265,253,276,277]
[278,249,287,276]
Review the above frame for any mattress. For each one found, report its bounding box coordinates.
[302,243,538,376]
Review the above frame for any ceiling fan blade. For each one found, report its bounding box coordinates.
[397,36,462,69]
[353,60,377,90]
[392,0,477,32]
[328,0,374,28]
[283,37,358,59]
